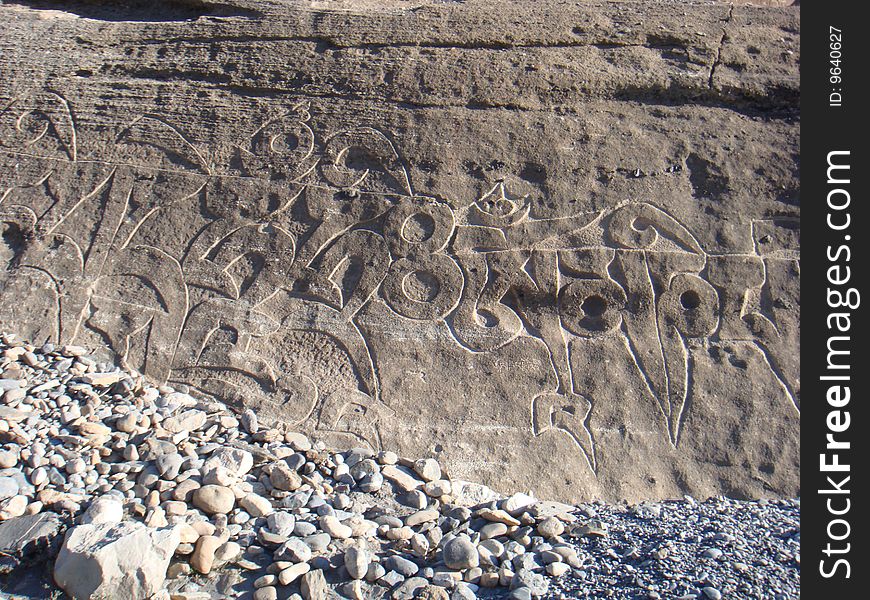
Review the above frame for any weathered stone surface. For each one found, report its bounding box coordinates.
[81,496,124,526]
[240,493,274,518]
[203,447,254,478]
[192,485,236,515]
[53,521,180,600]
[0,512,62,558]
[345,545,371,580]
[443,536,479,571]
[190,535,223,574]
[0,0,799,502]
[301,569,329,600]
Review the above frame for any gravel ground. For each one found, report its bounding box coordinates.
[0,498,801,600]
[545,498,800,600]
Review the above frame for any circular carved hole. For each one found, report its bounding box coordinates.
[17,111,49,141]
[631,217,653,232]
[476,308,499,328]
[269,133,299,154]
[680,290,701,310]
[581,294,607,318]
[401,213,436,244]
[402,270,440,302]
[343,146,381,171]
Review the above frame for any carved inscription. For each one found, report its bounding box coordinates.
[0,95,799,474]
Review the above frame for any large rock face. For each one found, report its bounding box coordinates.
[0,0,799,502]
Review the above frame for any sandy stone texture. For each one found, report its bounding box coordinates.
[0,0,799,502]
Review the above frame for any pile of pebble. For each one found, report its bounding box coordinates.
[0,333,801,600]
[0,333,593,600]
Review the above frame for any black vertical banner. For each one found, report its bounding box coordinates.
[803,1,867,596]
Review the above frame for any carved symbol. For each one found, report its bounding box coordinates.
[532,391,595,470]
[303,229,390,316]
[505,250,599,471]
[608,202,703,254]
[381,197,463,321]
[1,91,78,162]
[707,252,800,412]
[604,203,720,446]
[381,256,463,321]
[449,253,524,352]
[239,102,318,183]
[117,114,211,174]
[88,245,188,382]
[186,220,296,304]
[0,95,800,475]
[320,127,412,196]
[654,273,720,443]
[558,278,627,338]
[317,389,396,451]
